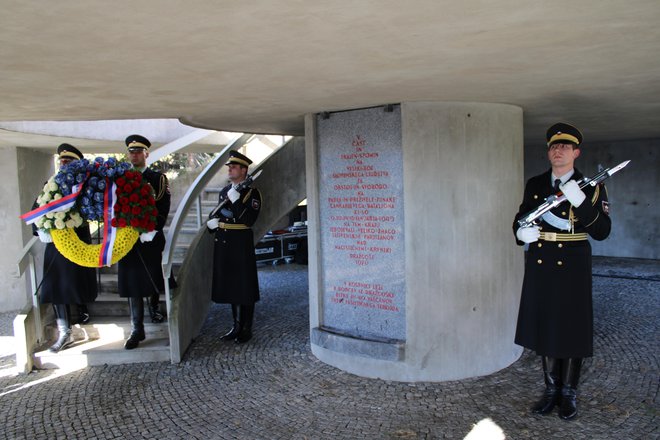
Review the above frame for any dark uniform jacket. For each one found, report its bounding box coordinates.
[512,168,611,358]
[118,168,171,298]
[210,183,261,304]
[36,225,98,305]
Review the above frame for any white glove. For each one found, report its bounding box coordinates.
[207,217,219,230]
[37,230,53,243]
[560,180,586,207]
[139,230,157,243]
[227,187,240,203]
[516,226,540,244]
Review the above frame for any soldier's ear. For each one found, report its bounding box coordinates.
[573,148,581,159]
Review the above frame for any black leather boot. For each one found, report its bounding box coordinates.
[234,304,254,344]
[49,304,74,353]
[125,297,146,350]
[76,304,90,325]
[221,304,241,341]
[148,292,165,323]
[559,358,583,420]
[532,356,562,414]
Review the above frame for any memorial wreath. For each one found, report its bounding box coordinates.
[22,157,158,267]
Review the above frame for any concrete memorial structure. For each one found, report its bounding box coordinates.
[307,102,525,381]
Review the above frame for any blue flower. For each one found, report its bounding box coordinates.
[97,179,106,190]
[93,192,104,203]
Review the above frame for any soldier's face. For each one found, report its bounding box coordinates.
[128,148,148,168]
[227,164,247,182]
[59,158,73,169]
[548,143,580,168]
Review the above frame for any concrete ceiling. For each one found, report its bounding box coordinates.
[1,1,659,148]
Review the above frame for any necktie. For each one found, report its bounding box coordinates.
[553,179,561,192]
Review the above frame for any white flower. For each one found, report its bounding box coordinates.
[42,192,52,202]
[54,219,65,229]
[73,216,83,227]
[36,217,45,228]
[43,220,53,229]
[46,212,54,219]
[47,181,58,192]
[54,211,66,220]
[65,219,76,228]
[53,193,62,200]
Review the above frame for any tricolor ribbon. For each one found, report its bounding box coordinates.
[99,179,118,267]
[20,178,87,225]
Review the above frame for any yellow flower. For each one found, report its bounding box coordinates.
[51,227,139,268]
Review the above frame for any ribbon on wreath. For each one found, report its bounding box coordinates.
[20,179,87,225]
[99,179,118,267]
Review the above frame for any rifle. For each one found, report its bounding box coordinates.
[209,169,263,219]
[517,160,630,229]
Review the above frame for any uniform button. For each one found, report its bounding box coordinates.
[557,261,563,266]
[223,240,227,244]
[558,243,563,248]
[562,211,567,216]
[214,239,218,242]
[537,243,543,248]
[537,259,543,264]
[534,195,538,199]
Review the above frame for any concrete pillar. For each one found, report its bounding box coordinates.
[306,102,525,381]
[0,147,53,312]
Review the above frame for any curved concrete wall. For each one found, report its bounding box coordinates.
[307,102,525,381]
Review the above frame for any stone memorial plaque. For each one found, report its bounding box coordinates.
[317,105,405,341]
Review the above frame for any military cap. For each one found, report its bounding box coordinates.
[546,122,583,147]
[125,134,151,151]
[225,150,253,167]
[57,143,83,160]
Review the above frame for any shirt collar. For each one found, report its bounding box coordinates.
[551,169,575,185]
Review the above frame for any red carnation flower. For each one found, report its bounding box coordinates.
[118,218,127,228]
[122,205,130,214]
[147,221,156,230]
[130,218,140,227]
[123,184,133,192]
[132,206,142,215]
[116,177,126,187]
[113,204,120,212]
[119,197,129,205]
[140,186,151,196]
[139,199,147,206]
[129,193,139,203]
[111,218,118,227]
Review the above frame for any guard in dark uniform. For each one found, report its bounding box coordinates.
[207,150,261,344]
[513,123,612,420]
[35,144,98,352]
[118,135,171,349]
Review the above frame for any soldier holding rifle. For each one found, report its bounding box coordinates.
[207,150,262,344]
[513,123,613,420]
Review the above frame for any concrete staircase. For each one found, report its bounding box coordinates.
[32,188,223,370]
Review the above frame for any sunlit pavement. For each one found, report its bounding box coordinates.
[0,257,657,439]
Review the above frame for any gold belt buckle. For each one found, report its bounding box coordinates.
[544,232,557,241]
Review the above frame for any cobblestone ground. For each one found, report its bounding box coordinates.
[0,259,657,439]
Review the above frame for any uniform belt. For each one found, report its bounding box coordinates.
[219,222,250,230]
[539,232,588,242]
